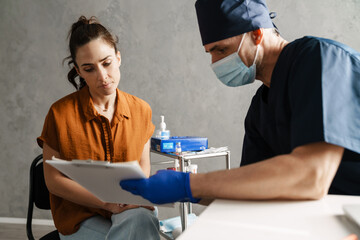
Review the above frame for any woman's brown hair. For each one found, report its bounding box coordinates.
[64,16,118,90]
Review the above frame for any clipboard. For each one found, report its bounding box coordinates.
[343,204,360,229]
[47,157,170,207]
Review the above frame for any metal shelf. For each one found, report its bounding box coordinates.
[151,149,231,237]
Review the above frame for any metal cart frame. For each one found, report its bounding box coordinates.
[151,149,231,238]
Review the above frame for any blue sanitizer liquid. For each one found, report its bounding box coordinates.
[160,130,170,140]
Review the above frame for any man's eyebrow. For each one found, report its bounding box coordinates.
[206,45,219,53]
[81,55,112,67]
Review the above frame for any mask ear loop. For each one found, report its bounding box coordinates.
[253,45,259,65]
[237,33,247,53]
[252,34,263,65]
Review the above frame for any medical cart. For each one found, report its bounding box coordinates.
[151,149,231,239]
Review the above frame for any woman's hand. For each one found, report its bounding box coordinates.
[103,203,154,214]
[342,234,358,240]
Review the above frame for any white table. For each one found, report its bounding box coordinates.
[177,195,360,240]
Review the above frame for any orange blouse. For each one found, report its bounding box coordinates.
[37,86,155,235]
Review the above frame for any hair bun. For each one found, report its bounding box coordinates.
[70,16,99,34]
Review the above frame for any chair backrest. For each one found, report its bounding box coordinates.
[32,155,51,209]
[27,154,58,240]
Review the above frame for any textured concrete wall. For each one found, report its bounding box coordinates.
[0,0,359,221]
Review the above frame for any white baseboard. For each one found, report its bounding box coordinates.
[0,217,54,226]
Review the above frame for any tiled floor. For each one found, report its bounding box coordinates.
[0,223,57,240]
[0,223,169,240]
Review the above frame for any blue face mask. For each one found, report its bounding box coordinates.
[211,33,259,87]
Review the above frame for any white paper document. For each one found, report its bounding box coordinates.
[343,204,360,229]
[47,157,165,206]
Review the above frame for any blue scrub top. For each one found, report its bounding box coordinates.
[241,36,360,195]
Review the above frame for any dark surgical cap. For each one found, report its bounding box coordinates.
[195,0,274,45]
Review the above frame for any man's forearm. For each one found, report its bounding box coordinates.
[190,142,343,200]
[190,154,312,200]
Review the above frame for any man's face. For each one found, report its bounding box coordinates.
[204,34,255,68]
[204,35,243,63]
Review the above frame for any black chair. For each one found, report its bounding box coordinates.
[26,154,60,240]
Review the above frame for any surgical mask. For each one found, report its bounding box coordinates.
[211,33,259,87]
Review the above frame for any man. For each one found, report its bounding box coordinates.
[121,0,360,204]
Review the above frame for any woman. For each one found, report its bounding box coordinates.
[37,16,159,239]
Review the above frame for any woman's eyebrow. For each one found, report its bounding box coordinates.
[81,55,112,67]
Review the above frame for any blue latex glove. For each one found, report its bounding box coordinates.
[120,170,200,204]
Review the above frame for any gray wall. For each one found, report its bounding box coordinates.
[1,0,359,221]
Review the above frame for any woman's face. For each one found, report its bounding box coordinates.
[75,38,121,98]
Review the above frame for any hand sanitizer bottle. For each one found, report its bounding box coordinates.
[156,115,170,139]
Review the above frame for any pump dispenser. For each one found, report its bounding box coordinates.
[160,116,166,132]
[156,115,170,139]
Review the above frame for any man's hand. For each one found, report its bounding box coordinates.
[120,170,200,204]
